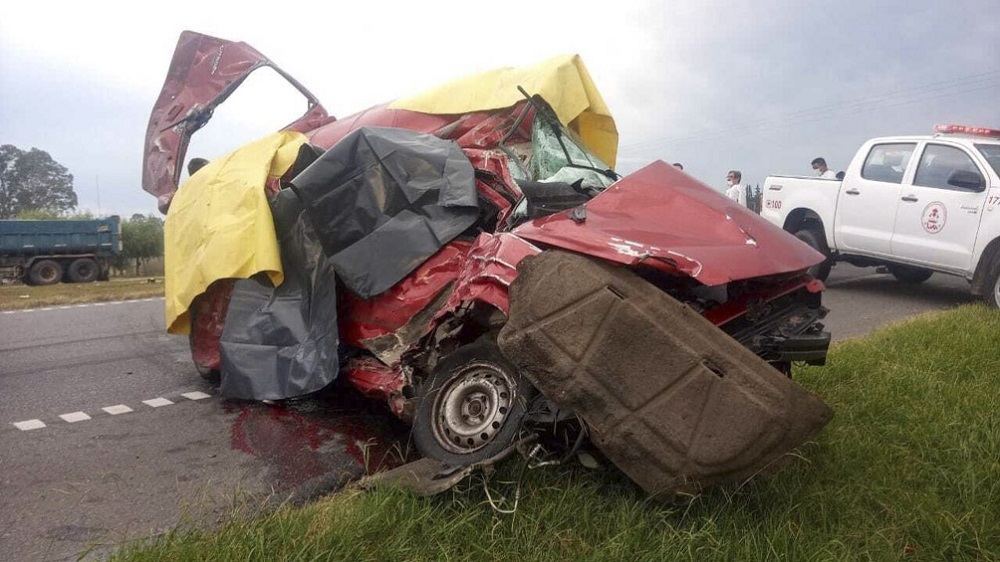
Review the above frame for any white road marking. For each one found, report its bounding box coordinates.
[13,420,46,431]
[59,412,92,423]
[0,297,165,315]
[102,405,134,415]
[9,388,212,433]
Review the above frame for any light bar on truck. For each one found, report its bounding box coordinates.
[934,124,1000,137]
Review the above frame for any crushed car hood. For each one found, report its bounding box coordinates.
[512,161,824,285]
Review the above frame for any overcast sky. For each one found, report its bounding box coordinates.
[1,0,998,217]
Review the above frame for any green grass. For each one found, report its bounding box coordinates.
[111,305,1000,561]
[0,277,164,310]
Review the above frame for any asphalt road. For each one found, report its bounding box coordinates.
[821,263,976,341]
[0,299,406,562]
[0,267,977,560]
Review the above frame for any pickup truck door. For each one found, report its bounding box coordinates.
[890,142,987,272]
[834,142,916,256]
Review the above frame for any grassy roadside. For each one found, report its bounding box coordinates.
[0,277,165,311]
[111,305,1000,561]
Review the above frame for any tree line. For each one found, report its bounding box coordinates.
[1,144,164,275]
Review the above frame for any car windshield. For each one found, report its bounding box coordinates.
[975,143,1000,177]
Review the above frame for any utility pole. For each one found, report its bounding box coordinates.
[95,175,102,217]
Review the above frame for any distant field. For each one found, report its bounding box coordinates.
[0,277,165,311]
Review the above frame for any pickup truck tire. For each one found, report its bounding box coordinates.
[27,260,63,286]
[887,264,933,285]
[412,338,533,466]
[793,228,832,281]
[983,260,1000,308]
[67,258,100,283]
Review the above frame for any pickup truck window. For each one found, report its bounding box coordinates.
[975,144,1000,176]
[914,144,984,191]
[861,143,915,184]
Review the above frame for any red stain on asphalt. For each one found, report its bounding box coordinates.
[227,399,408,489]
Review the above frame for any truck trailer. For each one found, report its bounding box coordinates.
[0,216,122,285]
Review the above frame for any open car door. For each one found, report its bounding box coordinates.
[142,31,333,212]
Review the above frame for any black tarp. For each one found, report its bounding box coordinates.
[290,127,479,298]
[218,188,340,400]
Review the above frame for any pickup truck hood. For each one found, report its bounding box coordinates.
[142,31,333,212]
[512,161,824,285]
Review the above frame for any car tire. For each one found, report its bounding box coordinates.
[67,258,100,283]
[887,264,933,285]
[983,259,1000,308]
[412,338,533,466]
[27,260,63,286]
[794,228,832,281]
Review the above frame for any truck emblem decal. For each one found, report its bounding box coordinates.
[921,202,947,234]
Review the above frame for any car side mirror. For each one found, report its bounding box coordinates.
[947,169,985,191]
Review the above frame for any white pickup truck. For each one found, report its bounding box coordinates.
[761,124,1000,305]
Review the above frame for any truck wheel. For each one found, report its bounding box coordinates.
[67,258,100,283]
[28,260,63,286]
[887,264,933,285]
[794,228,832,281]
[412,338,533,466]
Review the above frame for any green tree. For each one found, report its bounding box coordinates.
[121,214,164,276]
[0,144,78,219]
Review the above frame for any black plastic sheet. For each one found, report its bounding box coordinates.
[291,127,479,298]
[218,188,340,400]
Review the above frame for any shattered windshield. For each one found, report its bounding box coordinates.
[530,115,616,188]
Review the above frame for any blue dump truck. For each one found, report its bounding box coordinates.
[0,217,122,285]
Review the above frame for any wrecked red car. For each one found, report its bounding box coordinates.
[143,31,832,495]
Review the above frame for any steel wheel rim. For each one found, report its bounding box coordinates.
[993,275,1000,306]
[431,361,515,454]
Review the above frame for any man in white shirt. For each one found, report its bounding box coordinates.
[725,170,745,205]
[811,157,837,179]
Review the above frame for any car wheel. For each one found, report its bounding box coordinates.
[412,338,533,466]
[794,228,832,281]
[887,264,933,284]
[67,258,100,283]
[27,260,63,286]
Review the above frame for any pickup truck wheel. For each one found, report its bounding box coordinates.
[412,338,533,466]
[887,264,933,285]
[28,260,63,286]
[794,228,832,281]
[984,262,1000,308]
[67,258,100,283]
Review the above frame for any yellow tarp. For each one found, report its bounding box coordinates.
[164,131,306,334]
[390,54,618,168]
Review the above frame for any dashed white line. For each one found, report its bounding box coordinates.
[102,405,134,415]
[9,388,211,433]
[59,412,92,423]
[13,420,46,431]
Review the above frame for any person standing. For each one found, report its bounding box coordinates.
[811,157,837,179]
[725,170,745,205]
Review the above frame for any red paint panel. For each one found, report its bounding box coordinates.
[189,278,235,372]
[437,233,541,318]
[338,241,470,346]
[512,161,824,286]
[342,357,408,418]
